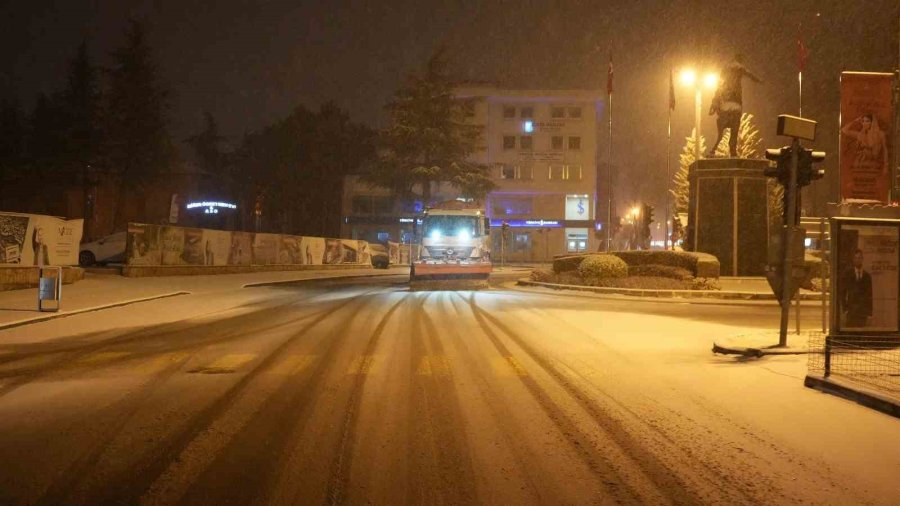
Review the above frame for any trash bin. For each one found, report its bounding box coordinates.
[38,266,62,312]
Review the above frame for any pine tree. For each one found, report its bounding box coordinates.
[713,113,761,158]
[103,19,174,228]
[670,128,706,215]
[365,48,494,204]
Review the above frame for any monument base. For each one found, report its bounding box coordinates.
[687,158,772,276]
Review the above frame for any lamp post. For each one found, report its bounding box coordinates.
[679,69,719,161]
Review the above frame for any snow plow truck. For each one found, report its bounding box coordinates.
[410,201,492,285]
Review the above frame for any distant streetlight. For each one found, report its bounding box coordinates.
[680,68,718,162]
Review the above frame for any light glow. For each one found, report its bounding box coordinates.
[679,69,697,87]
[458,229,471,240]
[523,120,534,133]
[703,72,719,89]
[430,230,442,240]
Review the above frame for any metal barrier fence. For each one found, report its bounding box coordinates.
[808,333,900,400]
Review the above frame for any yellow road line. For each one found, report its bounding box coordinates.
[133,352,191,375]
[347,354,381,375]
[492,356,527,377]
[76,351,131,365]
[416,355,451,377]
[270,354,315,375]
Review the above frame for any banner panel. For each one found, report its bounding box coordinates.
[127,223,162,266]
[201,229,231,266]
[229,232,253,266]
[301,237,325,265]
[0,212,83,265]
[836,223,899,332]
[252,233,280,265]
[279,235,302,264]
[840,72,893,203]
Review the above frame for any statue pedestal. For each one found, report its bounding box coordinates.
[687,158,772,276]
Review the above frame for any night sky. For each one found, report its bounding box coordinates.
[2,0,898,211]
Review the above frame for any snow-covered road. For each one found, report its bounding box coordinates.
[0,275,896,504]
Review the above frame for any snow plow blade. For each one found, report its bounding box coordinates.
[409,262,491,290]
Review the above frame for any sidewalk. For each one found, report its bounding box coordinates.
[0,267,406,329]
[517,276,827,303]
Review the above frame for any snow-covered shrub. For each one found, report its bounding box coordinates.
[553,255,588,273]
[578,254,627,280]
[628,264,692,280]
[530,269,555,282]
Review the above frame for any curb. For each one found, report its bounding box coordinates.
[516,279,826,301]
[242,271,403,288]
[804,374,900,419]
[0,291,191,331]
[712,342,812,357]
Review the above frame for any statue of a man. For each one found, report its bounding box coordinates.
[707,54,762,157]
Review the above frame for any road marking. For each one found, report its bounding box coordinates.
[416,355,451,377]
[347,354,381,375]
[188,353,256,374]
[76,351,131,366]
[492,356,527,377]
[133,352,191,374]
[270,354,315,375]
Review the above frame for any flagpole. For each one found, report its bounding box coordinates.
[606,54,613,252]
[607,90,613,252]
[799,70,803,117]
[665,81,672,251]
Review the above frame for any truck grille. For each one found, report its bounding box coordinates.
[425,246,474,259]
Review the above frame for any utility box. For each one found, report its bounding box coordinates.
[686,158,772,276]
[38,266,62,312]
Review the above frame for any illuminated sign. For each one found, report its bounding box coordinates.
[186,201,237,214]
[523,120,534,133]
[490,219,561,228]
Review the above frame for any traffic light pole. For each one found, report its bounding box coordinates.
[778,137,802,347]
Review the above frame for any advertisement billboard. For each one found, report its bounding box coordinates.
[839,72,893,203]
[834,219,899,333]
[0,212,83,266]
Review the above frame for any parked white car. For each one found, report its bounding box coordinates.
[79,231,127,266]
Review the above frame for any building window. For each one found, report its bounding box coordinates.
[568,136,581,150]
[503,136,516,150]
[568,107,582,119]
[498,165,533,180]
[566,228,588,252]
[492,196,533,216]
[551,136,564,150]
[376,232,390,243]
[551,106,565,118]
[372,196,393,214]
[503,106,516,119]
[520,107,534,118]
[352,196,373,214]
[548,165,566,180]
[519,136,533,150]
[513,232,531,253]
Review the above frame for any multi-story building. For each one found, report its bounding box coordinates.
[341,85,604,262]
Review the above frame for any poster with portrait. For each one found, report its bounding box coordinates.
[839,72,893,204]
[279,235,302,264]
[300,237,325,265]
[252,233,280,265]
[159,226,185,265]
[126,223,161,266]
[322,239,343,264]
[200,229,231,266]
[0,212,83,265]
[356,241,371,265]
[834,220,899,333]
[228,232,253,266]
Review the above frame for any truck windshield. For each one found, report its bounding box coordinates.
[423,215,479,238]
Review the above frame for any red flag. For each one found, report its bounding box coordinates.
[606,56,613,95]
[797,30,809,72]
[668,68,676,110]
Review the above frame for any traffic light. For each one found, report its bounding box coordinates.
[642,203,655,228]
[764,147,791,187]
[764,146,826,188]
[797,148,826,186]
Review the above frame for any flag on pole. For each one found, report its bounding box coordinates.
[669,68,676,110]
[607,55,614,95]
[797,29,809,72]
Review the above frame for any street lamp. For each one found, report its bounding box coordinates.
[679,68,718,162]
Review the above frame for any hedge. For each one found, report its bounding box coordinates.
[578,254,628,280]
[627,264,693,280]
